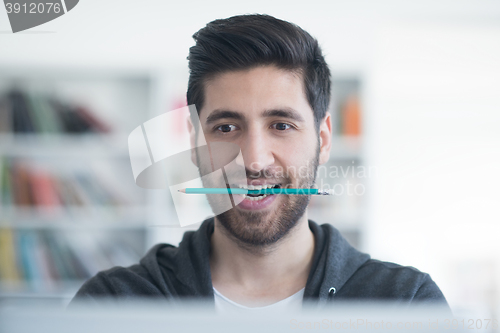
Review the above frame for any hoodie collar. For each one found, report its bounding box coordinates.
[156,217,370,301]
[304,222,371,303]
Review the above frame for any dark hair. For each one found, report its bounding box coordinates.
[187,14,331,131]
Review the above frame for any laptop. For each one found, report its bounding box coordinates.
[0,299,466,333]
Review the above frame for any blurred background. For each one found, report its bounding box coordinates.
[0,0,499,318]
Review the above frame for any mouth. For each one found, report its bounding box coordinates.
[231,183,281,201]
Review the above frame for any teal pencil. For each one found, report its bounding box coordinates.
[178,188,333,195]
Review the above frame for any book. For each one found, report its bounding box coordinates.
[50,99,91,133]
[75,106,111,133]
[0,158,10,207]
[52,177,83,207]
[17,231,35,283]
[65,174,93,207]
[0,96,11,133]
[26,93,62,134]
[11,163,34,206]
[342,94,361,136]
[29,168,62,213]
[0,228,21,282]
[25,93,44,133]
[8,90,35,133]
[63,240,93,280]
[48,232,81,280]
[12,231,26,281]
[40,232,63,279]
[31,231,58,286]
[20,231,45,289]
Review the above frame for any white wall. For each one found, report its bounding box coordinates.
[366,22,500,314]
[2,0,498,69]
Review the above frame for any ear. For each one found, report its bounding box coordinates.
[318,112,332,165]
[187,116,198,167]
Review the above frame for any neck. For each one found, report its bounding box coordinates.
[209,212,315,306]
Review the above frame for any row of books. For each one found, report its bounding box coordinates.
[0,89,111,134]
[0,228,142,287]
[0,159,134,209]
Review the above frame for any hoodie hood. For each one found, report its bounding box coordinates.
[304,221,371,303]
[141,217,371,302]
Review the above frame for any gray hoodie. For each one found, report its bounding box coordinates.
[69,217,450,309]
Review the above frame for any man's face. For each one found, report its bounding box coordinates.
[192,65,331,247]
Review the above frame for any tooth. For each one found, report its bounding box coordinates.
[251,194,263,201]
[255,185,262,190]
[241,194,246,199]
[248,185,255,190]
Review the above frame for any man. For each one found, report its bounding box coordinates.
[70,14,449,312]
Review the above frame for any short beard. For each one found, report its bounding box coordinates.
[211,144,320,253]
[215,187,310,254]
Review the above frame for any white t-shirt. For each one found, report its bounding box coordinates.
[213,287,305,315]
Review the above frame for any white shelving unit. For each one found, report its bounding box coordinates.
[0,67,158,304]
[308,76,366,249]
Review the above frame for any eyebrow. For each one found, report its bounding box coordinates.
[205,107,305,125]
[262,108,305,123]
[205,110,245,124]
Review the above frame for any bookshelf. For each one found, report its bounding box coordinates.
[0,66,366,304]
[0,67,155,304]
[308,76,365,249]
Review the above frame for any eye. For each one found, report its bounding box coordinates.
[272,123,292,131]
[215,124,237,133]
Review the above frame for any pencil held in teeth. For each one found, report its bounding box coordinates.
[177,188,334,195]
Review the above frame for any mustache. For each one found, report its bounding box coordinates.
[246,168,278,179]
[221,167,291,183]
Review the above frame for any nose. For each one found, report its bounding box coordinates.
[235,130,275,173]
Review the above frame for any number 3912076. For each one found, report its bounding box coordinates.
[5,2,62,14]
